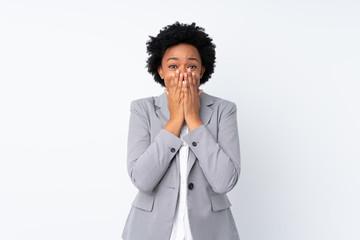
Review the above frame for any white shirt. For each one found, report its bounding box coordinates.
[169,123,193,240]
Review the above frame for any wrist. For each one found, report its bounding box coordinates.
[169,116,184,125]
[185,117,203,131]
[185,113,200,122]
[164,118,184,137]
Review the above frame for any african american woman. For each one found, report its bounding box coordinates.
[122,22,241,240]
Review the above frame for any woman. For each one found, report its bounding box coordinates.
[122,22,241,240]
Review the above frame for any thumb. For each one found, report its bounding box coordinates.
[198,89,203,96]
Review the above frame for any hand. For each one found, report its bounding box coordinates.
[165,69,185,123]
[163,70,185,136]
[183,69,203,131]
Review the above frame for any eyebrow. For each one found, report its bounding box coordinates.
[167,57,199,62]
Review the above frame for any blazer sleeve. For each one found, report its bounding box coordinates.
[182,101,241,194]
[127,99,183,194]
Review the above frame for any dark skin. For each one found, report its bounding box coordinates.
[157,43,206,136]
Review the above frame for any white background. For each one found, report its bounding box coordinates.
[1,0,359,239]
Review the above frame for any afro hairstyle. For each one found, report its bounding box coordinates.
[146,21,216,87]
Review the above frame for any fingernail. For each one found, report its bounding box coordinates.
[184,73,187,77]
[180,73,183,77]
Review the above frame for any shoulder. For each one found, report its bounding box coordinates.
[203,92,237,113]
[129,95,160,118]
[130,96,155,109]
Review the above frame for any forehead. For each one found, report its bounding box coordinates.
[162,43,201,59]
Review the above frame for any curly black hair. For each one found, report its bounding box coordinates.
[146,21,216,87]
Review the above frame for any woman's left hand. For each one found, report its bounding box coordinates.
[183,69,203,131]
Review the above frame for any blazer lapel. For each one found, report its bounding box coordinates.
[155,91,214,176]
[154,92,170,127]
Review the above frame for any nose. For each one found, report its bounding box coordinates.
[178,66,186,73]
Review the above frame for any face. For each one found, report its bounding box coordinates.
[157,43,206,89]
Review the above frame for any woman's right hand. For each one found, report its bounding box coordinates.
[164,70,185,136]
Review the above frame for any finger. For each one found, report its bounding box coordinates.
[195,72,201,97]
[164,89,169,96]
[175,70,180,87]
[184,71,188,86]
[188,69,194,87]
[192,71,199,88]
[186,69,191,86]
[185,70,191,96]
[170,70,178,90]
[187,69,193,97]
[169,73,175,93]
[190,71,198,92]
[181,80,186,101]
[195,72,201,98]
[183,78,188,100]
[182,72,187,99]
[178,72,183,88]
[197,71,201,87]
[190,71,196,99]
[177,72,184,97]
[198,89,203,96]
[170,70,179,98]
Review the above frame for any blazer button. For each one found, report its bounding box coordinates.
[171,148,175,153]
[188,183,194,190]
[192,142,197,147]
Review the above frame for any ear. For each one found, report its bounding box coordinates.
[200,66,206,78]
[157,66,164,79]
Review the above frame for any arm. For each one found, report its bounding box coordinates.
[182,101,241,194]
[127,100,183,194]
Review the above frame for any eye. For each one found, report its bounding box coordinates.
[168,65,177,69]
[188,65,197,69]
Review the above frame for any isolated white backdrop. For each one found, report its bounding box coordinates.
[0,0,359,240]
